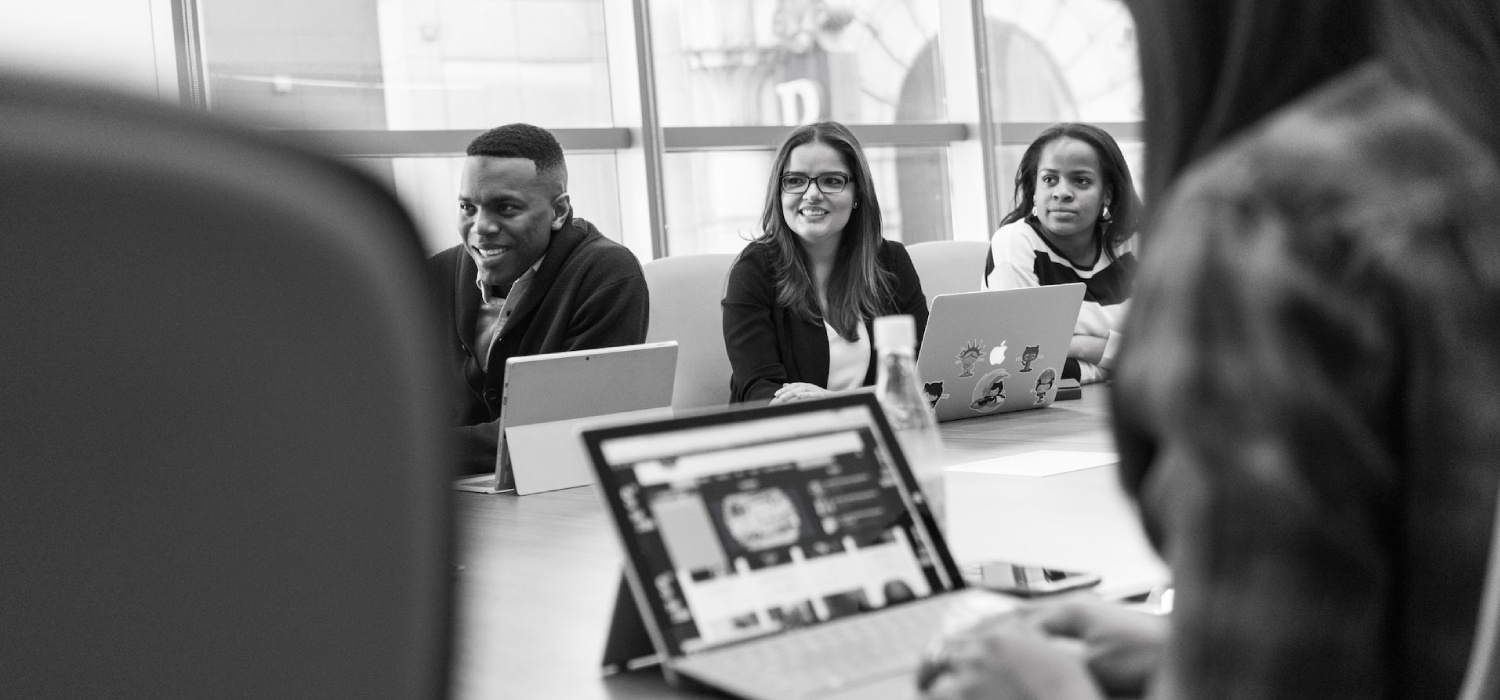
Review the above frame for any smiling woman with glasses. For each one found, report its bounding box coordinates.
[721,120,929,404]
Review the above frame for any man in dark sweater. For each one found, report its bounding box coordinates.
[427,123,648,475]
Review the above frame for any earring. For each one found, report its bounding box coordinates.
[1030,203,1039,218]
[854,201,859,209]
[1101,205,1112,222]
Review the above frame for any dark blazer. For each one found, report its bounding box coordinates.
[427,217,649,427]
[722,239,928,403]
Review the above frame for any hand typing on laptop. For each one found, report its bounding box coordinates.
[917,595,1165,700]
[918,613,1097,700]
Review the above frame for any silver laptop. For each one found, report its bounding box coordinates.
[916,284,1084,422]
[454,341,677,495]
[582,394,1008,700]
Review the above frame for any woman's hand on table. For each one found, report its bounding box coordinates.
[771,382,834,405]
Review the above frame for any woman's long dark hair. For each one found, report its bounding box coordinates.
[998,122,1143,262]
[750,120,894,341]
[1126,0,1373,206]
[1376,0,1500,161]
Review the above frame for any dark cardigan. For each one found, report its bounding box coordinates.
[722,239,928,403]
[426,217,649,426]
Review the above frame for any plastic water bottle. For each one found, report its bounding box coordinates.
[873,315,946,528]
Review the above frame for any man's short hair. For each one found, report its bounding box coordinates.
[466,123,568,190]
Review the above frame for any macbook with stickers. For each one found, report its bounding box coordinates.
[582,394,1009,700]
[453,341,677,495]
[915,283,1084,422]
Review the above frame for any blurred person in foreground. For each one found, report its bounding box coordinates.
[427,124,648,475]
[918,0,1500,697]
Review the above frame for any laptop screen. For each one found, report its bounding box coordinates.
[585,395,961,659]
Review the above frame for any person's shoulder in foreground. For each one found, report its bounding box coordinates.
[1120,61,1500,700]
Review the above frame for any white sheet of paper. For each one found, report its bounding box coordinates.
[944,450,1118,477]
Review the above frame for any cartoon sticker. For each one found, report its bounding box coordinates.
[1018,345,1040,372]
[955,340,985,378]
[970,368,1011,412]
[923,381,949,412]
[1032,367,1057,405]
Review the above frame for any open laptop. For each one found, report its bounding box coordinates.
[916,283,1085,422]
[454,341,677,495]
[582,394,1010,700]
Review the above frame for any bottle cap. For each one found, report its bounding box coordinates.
[873,314,915,350]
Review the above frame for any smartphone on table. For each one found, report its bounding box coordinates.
[961,561,1102,597]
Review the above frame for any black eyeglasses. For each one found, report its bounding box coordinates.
[780,173,850,194]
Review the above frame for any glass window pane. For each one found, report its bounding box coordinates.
[348,153,626,258]
[879,145,953,245]
[199,0,613,130]
[982,0,1140,123]
[662,151,770,256]
[663,145,952,256]
[649,0,948,127]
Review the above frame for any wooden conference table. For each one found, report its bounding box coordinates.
[449,387,1168,699]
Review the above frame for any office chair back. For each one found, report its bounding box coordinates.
[643,253,737,409]
[906,240,992,307]
[0,73,451,699]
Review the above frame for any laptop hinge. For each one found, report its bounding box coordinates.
[600,574,659,675]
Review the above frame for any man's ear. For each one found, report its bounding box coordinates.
[550,192,571,231]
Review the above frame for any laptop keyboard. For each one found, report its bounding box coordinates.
[679,594,979,699]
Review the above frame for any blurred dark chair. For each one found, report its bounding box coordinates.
[0,73,452,699]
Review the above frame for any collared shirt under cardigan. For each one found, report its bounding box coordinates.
[427,216,649,429]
